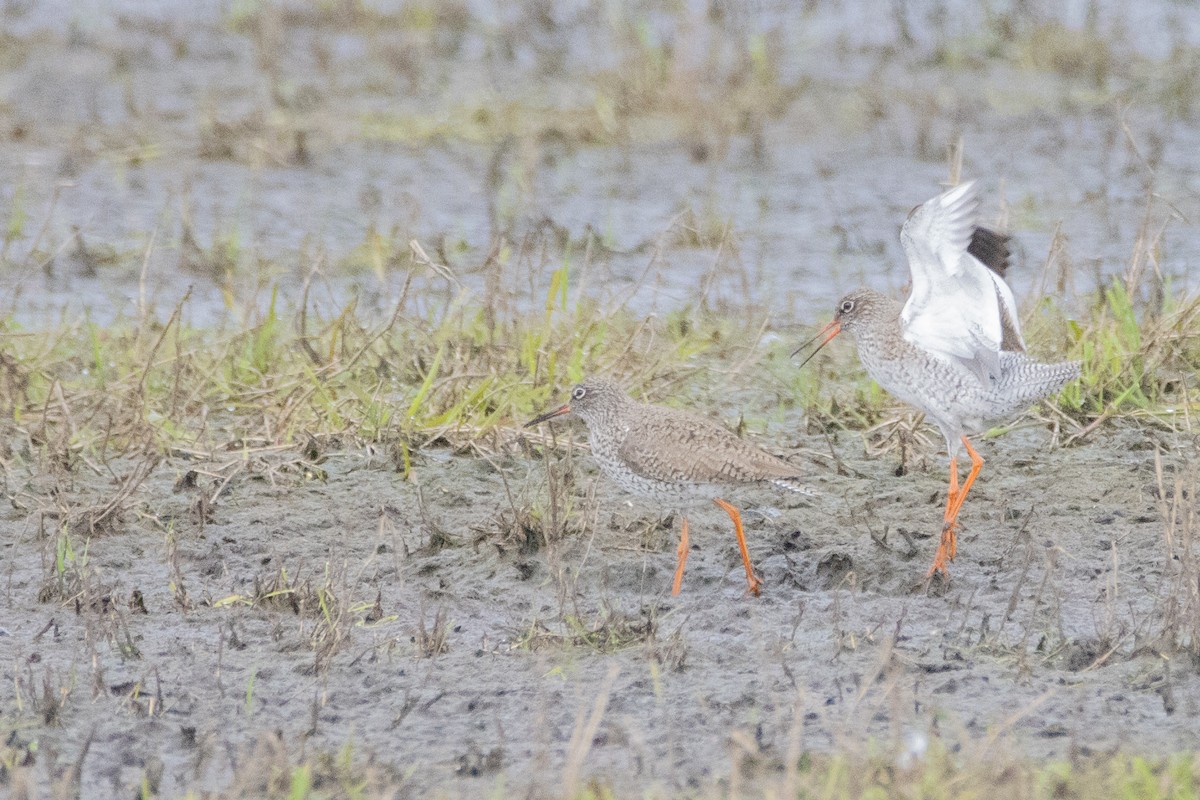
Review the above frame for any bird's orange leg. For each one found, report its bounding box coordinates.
[945,436,984,527]
[713,498,763,596]
[943,457,960,521]
[671,516,690,596]
[927,458,959,577]
[942,456,960,551]
[928,437,985,576]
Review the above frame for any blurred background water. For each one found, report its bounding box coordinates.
[1,0,1196,326]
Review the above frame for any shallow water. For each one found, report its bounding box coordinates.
[1,0,1197,326]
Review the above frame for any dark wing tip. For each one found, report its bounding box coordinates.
[995,286,1025,353]
[968,226,1011,278]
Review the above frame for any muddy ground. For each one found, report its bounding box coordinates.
[2,418,1198,796]
[3,0,1200,797]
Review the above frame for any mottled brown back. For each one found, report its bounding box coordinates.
[615,403,804,489]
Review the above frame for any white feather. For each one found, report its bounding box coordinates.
[899,180,1024,384]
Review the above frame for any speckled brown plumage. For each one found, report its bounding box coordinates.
[525,378,810,596]
[611,401,809,494]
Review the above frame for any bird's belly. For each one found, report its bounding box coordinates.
[861,353,991,430]
[593,452,710,507]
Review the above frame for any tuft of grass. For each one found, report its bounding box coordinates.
[13,664,74,726]
[512,604,658,654]
[177,733,408,799]
[413,607,451,658]
[209,561,365,671]
[1020,19,1115,89]
[1144,454,1200,660]
[1048,277,1200,425]
[771,744,1200,800]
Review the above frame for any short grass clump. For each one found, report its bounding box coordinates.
[512,604,659,654]
[772,745,1200,800]
[1037,245,1200,430]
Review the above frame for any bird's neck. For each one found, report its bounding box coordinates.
[581,399,630,449]
[850,299,905,359]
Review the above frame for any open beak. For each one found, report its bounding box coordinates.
[792,319,841,367]
[524,403,571,428]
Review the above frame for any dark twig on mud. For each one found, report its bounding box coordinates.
[334,271,413,376]
[60,726,95,797]
[81,454,160,534]
[137,288,191,398]
[816,426,856,477]
[1064,407,1113,446]
[298,267,324,367]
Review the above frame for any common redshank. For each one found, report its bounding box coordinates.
[797,181,1080,576]
[525,378,810,596]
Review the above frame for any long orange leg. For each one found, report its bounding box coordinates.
[927,458,959,577]
[945,436,984,527]
[671,516,690,596]
[713,498,763,596]
[927,437,985,576]
[944,458,960,521]
[942,457,960,550]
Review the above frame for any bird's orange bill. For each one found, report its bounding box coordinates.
[524,404,571,428]
[792,320,842,367]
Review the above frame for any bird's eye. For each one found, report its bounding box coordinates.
[840,300,855,313]
[572,386,587,400]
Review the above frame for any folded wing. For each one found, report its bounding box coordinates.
[617,407,807,489]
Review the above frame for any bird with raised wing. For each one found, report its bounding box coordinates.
[525,378,811,596]
[796,181,1079,577]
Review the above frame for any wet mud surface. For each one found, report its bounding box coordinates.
[2,421,1197,796]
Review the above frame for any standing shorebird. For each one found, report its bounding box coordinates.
[797,181,1080,576]
[525,378,810,596]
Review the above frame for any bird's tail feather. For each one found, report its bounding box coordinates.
[771,477,817,496]
[996,355,1081,410]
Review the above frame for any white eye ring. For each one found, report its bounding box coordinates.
[572,386,586,400]
[840,300,854,313]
